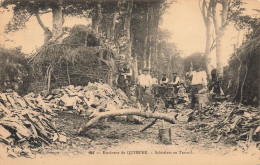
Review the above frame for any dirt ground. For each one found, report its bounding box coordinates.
[1,104,260,165]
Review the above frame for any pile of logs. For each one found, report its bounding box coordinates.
[0,91,64,158]
[195,102,260,143]
[44,83,132,115]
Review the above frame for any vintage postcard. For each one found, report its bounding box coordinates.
[0,0,259,164]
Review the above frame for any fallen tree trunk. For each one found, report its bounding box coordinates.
[78,109,176,134]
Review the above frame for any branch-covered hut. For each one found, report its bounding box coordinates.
[29,25,118,93]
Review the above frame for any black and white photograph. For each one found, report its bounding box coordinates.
[0,0,259,164]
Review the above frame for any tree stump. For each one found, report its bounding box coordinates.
[159,128,172,145]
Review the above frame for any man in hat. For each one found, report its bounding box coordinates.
[170,72,180,85]
[160,74,169,85]
[169,72,180,94]
[137,68,153,103]
[186,67,208,109]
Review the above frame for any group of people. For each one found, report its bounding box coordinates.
[136,68,189,107]
[116,63,224,109]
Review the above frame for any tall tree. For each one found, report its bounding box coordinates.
[123,0,133,62]
[51,2,64,43]
[2,0,66,43]
[1,0,96,43]
[199,0,214,79]
[92,1,102,34]
[210,0,242,78]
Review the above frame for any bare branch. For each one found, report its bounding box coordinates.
[199,0,207,25]
[38,10,52,15]
[35,10,50,33]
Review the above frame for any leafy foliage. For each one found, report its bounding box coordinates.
[0,47,31,95]
[223,13,260,105]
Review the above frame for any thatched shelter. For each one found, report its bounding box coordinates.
[29,25,118,93]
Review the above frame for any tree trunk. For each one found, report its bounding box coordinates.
[205,21,212,79]
[52,4,63,43]
[168,55,172,77]
[200,0,214,79]
[143,35,148,68]
[215,31,224,78]
[240,60,248,104]
[147,6,153,72]
[78,109,176,134]
[35,11,52,43]
[110,11,117,41]
[211,0,229,78]
[124,0,133,62]
[148,34,152,71]
[105,17,111,40]
[153,10,159,76]
[92,2,102,34]
[133,53,138,83]
[233,31,242,100]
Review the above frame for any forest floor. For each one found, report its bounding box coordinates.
[2,101,260,165]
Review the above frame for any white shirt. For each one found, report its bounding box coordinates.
[152,78,158,85]
[137,74,153,87]
[186,71,207,86]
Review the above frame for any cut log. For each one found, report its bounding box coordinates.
[0,93,8,102]
[0,102,11,113]
[6,95,17,110]
[23,97,36,109]
[230,116,242,129]
[78,109,176,134]
[64,88,76,96]
[248,128,254,143]
[36,95,53,113]
[140,119,157,132]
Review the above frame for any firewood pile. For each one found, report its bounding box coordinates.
[193,102,260,143]
[0,91,65,158]
[0,82,133,158]
[45,82,132,115]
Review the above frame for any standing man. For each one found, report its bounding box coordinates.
[116,63,132,97]
[186,67,207,109]
[169,72,180,93]
[137,68,153,103]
